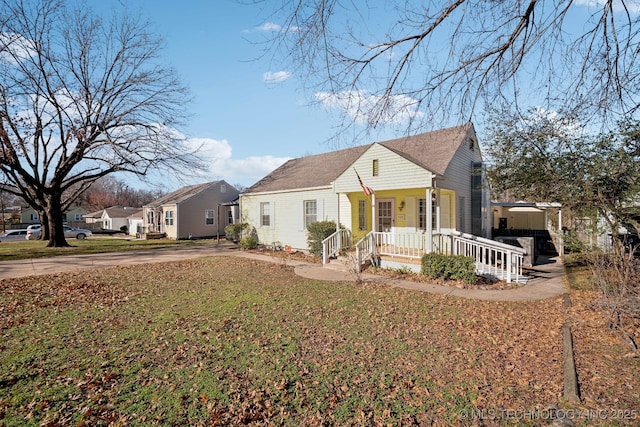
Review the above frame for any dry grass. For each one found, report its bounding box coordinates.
[0,255,638,426]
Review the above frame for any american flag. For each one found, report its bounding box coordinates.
[354,169,374,196]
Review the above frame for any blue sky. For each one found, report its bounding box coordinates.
[91,0,376,191]
[88,0,635,191]
[90,0,447,191]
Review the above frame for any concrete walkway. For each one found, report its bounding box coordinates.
[0,242,567,302]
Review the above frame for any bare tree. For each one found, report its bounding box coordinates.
[80,176,165,210]
[0,0,204,247]
[260,0,640,133]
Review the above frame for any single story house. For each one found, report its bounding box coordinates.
[241,123,491,251]
[142,181,239,240]
[83,206,143,236]
[20,205,87,228]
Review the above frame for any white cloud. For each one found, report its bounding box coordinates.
[263,70,292,83]
[189,137,290,186]
[573,0,640,14]
[0,32,36,64]
[257,22,282,32]
[315,90,424,125]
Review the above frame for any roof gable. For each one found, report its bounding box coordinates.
[146,181,223,207]
[378,123,474,176]
[102,206,139,219]
[244,123,475,193]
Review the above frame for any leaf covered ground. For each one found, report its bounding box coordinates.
[0,256,638,426]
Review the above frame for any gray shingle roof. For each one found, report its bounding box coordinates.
[245,124,474,193]
[379,123,473,176]
[103,206,141,219]
[145,181,222,207]
[245,146,370,193]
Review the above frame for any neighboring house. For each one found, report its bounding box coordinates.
[20,207,40,225]
[83,206,143,235]
[21,205,87,228]
[241,123,491,252]
[142,181,239,240]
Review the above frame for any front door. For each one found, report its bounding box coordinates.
[377,199,394,232]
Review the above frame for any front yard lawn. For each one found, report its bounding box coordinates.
[0,237,220,261]
[1,256,638,425]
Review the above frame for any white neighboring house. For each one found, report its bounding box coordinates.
[240,123,491,252]
[142,181,239,240]
[84,206,142,234]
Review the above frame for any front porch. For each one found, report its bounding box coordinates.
[323,230,529,283]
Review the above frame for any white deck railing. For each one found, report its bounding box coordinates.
[449,231,526,283]
[321,228,352,264]
[351,231,527,283]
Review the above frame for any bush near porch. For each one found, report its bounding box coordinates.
[421,253,478,284]
[307,220,339,256]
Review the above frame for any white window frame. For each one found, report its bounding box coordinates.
[260,202,271,227]
[205,209,215,225]
[418,198,436,230]
[358,199,367,231]
[303,200,317,229]
[164,210,174,226]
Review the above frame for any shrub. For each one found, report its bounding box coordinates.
[421,253,478,284]
[225,222,249,242]
[239,236,258,250]
[307,220,339,256]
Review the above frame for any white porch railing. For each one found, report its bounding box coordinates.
[354,233,375,270]
[351,231,527,283]
[321,228,352,264]
[449,231,526,283]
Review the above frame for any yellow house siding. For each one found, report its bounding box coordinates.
[346,188,455,238]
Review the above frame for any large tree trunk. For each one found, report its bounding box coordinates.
[45,194,70,248]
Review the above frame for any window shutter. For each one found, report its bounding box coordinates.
[441,194,451,228]
[257,203,262,227]
[317,199,324,221]
[298,200,304,231]
[271,201,275,229]
[405,197,416,228]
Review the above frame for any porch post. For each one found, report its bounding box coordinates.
[558,207,563,256]
[371,193,376,233]
[426,187,433,252]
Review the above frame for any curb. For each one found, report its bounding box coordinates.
[562,321,581,404]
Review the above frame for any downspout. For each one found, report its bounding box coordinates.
[558,207,563,256]
[217,203,220,244]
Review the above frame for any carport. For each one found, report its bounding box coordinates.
[491,201,563,261]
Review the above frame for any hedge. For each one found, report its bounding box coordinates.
[421,253,478,284]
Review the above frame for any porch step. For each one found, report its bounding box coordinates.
[323,254,359,272]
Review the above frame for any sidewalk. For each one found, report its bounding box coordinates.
[291,255,567,302]
[0,243,567,302]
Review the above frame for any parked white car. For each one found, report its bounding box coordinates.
[0,229,29,242]
[26,225,92,240]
